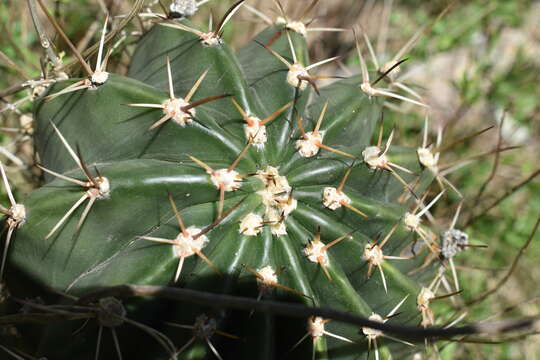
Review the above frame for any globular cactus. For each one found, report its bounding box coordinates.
[2,1,478,359]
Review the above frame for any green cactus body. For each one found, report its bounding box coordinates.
[7,13,434,360]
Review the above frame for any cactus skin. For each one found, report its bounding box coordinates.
[7,15,434,360]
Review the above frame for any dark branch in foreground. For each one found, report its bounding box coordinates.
[77,284,536,340]
[0,312,93,325]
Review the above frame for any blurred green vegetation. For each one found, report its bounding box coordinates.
[392,1,540,358]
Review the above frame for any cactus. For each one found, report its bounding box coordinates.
[1,1,509,360]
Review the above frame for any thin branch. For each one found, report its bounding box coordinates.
[35,0,93,76]
[465,211,540,307]
[27,0,61,68]
[465,167,540,227]
[482,296,540,323]
[470,113,506,210]
[0,51,29,79]
[77,285,535,340]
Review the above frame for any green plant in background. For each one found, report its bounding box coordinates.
[0,1,537,360]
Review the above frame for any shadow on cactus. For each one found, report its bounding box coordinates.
[1,1,515,360]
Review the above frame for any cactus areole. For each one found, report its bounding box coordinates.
[5,4,442,360]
